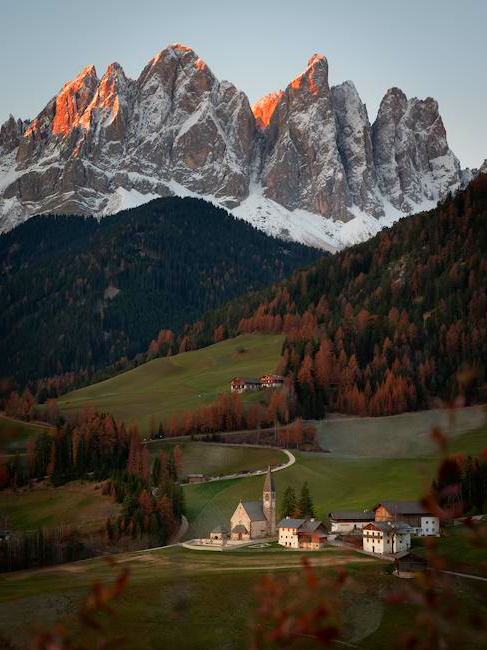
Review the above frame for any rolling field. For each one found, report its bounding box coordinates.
[315,405,487,458]
[57,334,284,434]
[0,415,52,456]
[146,441,287,479]
[0,481,121,531]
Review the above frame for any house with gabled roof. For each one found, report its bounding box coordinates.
[229,467,276,540]
[328,511,375,534]
[362,521,412,555]
[277,516,327,549]
[373,501,440,537]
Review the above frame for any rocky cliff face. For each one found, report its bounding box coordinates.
[0,45,466,249]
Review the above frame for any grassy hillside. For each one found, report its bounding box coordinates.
[147,441,286,479]
[0,481,120,531]
[0,415,52,456]
[57,334,284,434]
[315,405,487,458]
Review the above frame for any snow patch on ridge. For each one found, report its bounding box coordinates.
[102,187,160,215]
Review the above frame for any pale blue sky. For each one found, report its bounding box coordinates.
[1,0,485,167]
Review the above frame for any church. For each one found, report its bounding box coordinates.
[229,467,276,540]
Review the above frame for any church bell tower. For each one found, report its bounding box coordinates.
[263,466,276,535]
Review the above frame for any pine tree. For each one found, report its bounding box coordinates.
[298,482,315,518]
[281,486,297,518]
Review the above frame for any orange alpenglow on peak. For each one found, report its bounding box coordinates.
[168,43,194,52]
[251,91,283,128]
[307,53,326,68]
[52,65,98,136]
[289,53,327,94]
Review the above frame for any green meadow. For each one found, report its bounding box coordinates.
[0,481,120,531]
[57,334,284,434]
[0,545,485,650]
[147,440,286,478]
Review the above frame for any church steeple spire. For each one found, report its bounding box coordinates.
[263,465,275,493]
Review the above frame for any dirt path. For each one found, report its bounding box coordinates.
[440,569,487,582]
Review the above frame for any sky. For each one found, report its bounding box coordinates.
[0,0,485,168]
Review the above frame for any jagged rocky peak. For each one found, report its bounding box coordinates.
[0,115,26,153]
[78,62,132,144]
[372,87,461,211]
[331,80,383,217]
[130,42,255,204]
[261,52,352,221]
[251,91,283,129]
[0,46,466,249]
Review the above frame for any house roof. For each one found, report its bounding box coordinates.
[231,524,248,533]
[374,501,432,516]
[329,511,375,521]
[366,521,412,534]
[299,520,325,534]
[232,377,261,384]
[241,501,266,521]
[277,518,306,529]
[277,518,326,532]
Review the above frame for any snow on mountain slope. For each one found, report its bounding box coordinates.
[0,45,467,250]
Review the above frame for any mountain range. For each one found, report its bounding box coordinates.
[0,44,482,249]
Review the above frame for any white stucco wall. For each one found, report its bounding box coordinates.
[279,527,299,548]
[331,521,370,534]
[420,516,440,536]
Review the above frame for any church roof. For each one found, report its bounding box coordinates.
[263,466,275,493]
[241,501,266,522]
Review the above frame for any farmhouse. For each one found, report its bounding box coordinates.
[187,473,205,484]
[328,511,375,534]
[229,467,276,540]
[374,501,440,537]
[260,374,284,388]
[230,377,262,393]
[277,517,327,549]
[362,521,412,555]
[230,373,284,393]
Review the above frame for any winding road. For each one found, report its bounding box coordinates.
[181,447,296,487]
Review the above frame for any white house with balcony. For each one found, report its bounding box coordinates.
[362,521,412,555]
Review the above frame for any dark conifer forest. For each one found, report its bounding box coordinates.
[0,197,321,388]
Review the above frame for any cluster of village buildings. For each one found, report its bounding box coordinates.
[230,374,284,393]
[207,470,440,557]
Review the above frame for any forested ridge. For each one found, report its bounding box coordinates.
[0,197,320,389]
[181,175,487,417]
